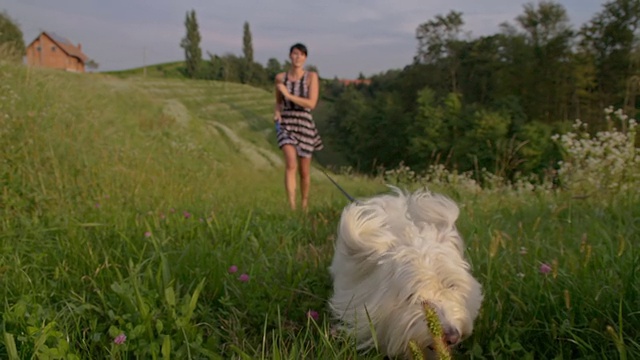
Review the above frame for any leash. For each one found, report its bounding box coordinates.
[320,168,355,202]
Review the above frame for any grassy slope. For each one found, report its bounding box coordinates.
[1,62,639,359]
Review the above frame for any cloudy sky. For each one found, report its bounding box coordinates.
[5,0,605,78]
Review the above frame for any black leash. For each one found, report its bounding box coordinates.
[314,157,355,202]
[320,169,355,202]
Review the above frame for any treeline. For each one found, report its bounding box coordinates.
[323,0,640,180]
[180,11,317,89]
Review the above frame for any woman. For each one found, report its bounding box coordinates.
[274,43,323,211]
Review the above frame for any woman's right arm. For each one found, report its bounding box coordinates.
[274,73,284,122]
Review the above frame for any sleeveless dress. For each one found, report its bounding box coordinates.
[277,71,323,157]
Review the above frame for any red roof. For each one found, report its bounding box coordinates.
[28,31,89,63]
[338,79,372,86]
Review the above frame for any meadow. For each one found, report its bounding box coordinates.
[1,61,638,359]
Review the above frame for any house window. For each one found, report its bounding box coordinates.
[37,46,41,51]
[52,46,56,52]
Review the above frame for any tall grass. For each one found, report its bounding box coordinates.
[1,62,638,359]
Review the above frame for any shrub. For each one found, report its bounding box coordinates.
[0,11,25,62]
[552,107,639,196]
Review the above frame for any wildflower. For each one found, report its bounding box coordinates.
[114,333,126,345]
[539,263,552,274]
[306,310,319,321]
[228,265,238,274]
[183,211,191,219]
[144,231,152,238]
[516,272,525,278]
[95,203,100,208]
[238,273,250,282]
[519,247,528,255]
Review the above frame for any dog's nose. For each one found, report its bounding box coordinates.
[444,328,460,346]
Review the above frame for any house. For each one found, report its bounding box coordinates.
[26,31,89,72]
[338,78,372,86]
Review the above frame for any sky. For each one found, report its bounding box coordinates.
[4,0,606,79]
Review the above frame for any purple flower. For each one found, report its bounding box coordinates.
[144,231,152,238]
[95,203,100,208]
[114,333,126,345]
[228,265,238,274]
[238,273,250,282]
[183,211,191,219]
[539,263,552,274]
[306,310,319,321]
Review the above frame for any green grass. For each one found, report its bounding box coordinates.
[1,62,639,359]
[103,61,186,79]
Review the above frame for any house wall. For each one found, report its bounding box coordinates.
[26,34,85,73]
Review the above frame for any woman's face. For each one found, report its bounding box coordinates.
[289,48,307,68]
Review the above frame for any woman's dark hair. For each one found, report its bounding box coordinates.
[289,43,308,56]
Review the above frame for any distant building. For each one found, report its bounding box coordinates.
[26,31,89,72]
[338,78,372,86]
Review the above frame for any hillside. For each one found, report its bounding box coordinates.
[2,62,638,359]
[1,62,376,216]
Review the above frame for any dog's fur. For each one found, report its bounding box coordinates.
[329,187,483,358]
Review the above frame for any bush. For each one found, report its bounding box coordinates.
[552,107,639,196]
[0,11,25,62]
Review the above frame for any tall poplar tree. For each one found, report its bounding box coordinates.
[180,10,202,78]
[242,21,253,63]
[241,21,254,84]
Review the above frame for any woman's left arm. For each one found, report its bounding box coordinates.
[277,72,319,110]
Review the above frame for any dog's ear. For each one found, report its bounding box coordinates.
[407,190,459,231]
[336,200,396,260]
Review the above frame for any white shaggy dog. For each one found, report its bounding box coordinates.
[329,187,483,358]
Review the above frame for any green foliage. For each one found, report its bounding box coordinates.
[265,58,282,82]
[459,109,511,169]
[180,10,202,78]
[515,121,559,175]
[408,87,446,163]
[319,1,640,182]
[0,11,25,62]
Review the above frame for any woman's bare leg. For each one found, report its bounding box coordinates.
[299,156,312,212]
[282,145,298,210]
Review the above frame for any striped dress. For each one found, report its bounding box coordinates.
[277,71,323,157]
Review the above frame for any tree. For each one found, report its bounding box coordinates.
[513,1,575,123]
[240,21,254,84]
[86,59,99,71]
[305,64,319,74]
[0,11,25,62]
[415,11,466,93]
[578,0,640,124]
[265,58,281,82]
[180,10,202,78]
[242,21,253,63]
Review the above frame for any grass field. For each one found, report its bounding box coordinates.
[1,62,639,359]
